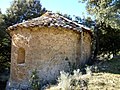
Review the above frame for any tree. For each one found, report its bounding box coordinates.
[56,12,73,20]
[2,0,46,64]
[63,14,72,20]
[0,0,47,82]
[0,0,46,70]
[5,0,46,26]
[80,0,120,29]
[98,23,120,56]
[79,0,120,59]
[0,9,11,73]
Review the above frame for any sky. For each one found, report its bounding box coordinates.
[0,0,90,18]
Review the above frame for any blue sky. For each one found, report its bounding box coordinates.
[0,0,90,18]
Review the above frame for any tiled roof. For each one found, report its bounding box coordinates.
[7,11,91,33]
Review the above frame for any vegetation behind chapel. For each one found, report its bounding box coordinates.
[0,0,46,88]
[0,0,120,89]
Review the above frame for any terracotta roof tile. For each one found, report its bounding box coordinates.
[7,11,91,33]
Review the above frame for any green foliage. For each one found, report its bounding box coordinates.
[56,12,72,20]
[63,14,72,20]
[0,0,46,83]
[5,0,46,26]
[80,0,120,29]
[29,69,40,90]
[0,10,11,73]
[98,23,120,56]
[74,16,95,28]
[79,0,120,58]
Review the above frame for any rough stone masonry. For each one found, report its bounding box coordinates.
[6,12,92,89]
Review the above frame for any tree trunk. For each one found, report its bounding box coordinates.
[93,24,99,61]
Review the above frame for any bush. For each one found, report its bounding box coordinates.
[47,69,92,90]
[29,69,40,90]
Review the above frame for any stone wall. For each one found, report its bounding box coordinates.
[81,31,91,65]
[7,27,91,88]
[9,27,82,84]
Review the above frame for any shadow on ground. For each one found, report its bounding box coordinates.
[95,57,120,74]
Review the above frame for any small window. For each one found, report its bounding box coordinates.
[17,47,25,64]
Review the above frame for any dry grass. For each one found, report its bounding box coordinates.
[88,73,120,90]
[45,58,120,90]
[46,73,120,90]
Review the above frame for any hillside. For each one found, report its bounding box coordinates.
[46,58,120,90]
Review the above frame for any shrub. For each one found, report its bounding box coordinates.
[47,69,91,90]
[29,69,40,90]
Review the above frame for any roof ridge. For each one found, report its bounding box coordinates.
[7,11,91,33]
[58,13,90,30]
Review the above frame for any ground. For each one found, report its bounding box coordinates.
[0,57,120,90]
[87,58,120,90]
[46,57,120,90]
[88,73,120,90]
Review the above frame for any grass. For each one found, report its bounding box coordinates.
[96,58,120,74]
[88,73,120,90]
[87,58,120,90]
[45,57,120,90]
